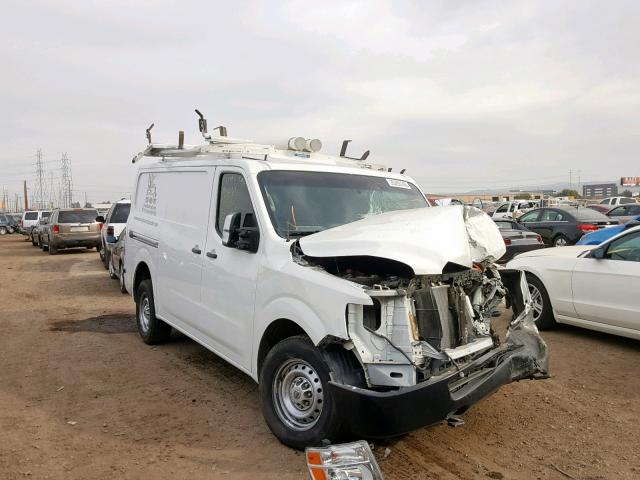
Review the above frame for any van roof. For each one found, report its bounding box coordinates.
[133,137,417,184]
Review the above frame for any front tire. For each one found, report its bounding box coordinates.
[135,279,171,344]
[0,226,7,235]
[31,233,38,246]
[526,274,556,330]
[109,260,117,279]
[259,335,345,450]
[119,262,127,294]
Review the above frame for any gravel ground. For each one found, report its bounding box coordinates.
[0,234,638,479]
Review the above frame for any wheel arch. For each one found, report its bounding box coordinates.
[256,318,309,377]
[133,261,151,297]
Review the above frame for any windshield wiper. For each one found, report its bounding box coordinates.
[286,230,322,237]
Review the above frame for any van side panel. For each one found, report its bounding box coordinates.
[154,169,213,323]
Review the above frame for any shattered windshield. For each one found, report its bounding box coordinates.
[258,170,428,237]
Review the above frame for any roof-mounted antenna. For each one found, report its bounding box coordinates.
[178,130,184,149]
[195,109,208,138]
[146,123,154,144]
[340,139,370,161]
[400,168,406,174]
[212,126,228,137]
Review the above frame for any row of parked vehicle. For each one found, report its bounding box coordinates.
[17,200,131,292]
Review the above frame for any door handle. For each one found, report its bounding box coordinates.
[191,246,202,255]
[206,250,217,259]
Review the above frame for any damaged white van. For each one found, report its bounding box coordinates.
[125,115,549,449]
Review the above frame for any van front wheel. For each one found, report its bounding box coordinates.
[259,335,345,450]
[135,279,171,344]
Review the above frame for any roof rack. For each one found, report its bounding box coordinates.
[131,109,388,171]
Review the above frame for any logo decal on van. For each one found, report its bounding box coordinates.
[142,173,157,216]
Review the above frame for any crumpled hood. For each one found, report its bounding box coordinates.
[299,206,505,275]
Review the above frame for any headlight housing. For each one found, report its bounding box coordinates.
[305,441,384,480]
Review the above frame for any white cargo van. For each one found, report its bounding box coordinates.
[125,118,548,449]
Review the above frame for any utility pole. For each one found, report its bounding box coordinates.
[569,169,573,192]
[84,192,88,208]
[23,180,28,210]
[35,149,45,209]
[60,153,73,208]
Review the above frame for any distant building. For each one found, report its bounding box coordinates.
[582,183,618,199]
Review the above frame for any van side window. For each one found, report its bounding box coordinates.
[216,173,256,235]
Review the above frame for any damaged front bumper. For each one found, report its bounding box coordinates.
[330,334,547,438]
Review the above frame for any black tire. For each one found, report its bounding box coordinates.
[31,233,38,246]
[526,274,556,330]
[0,226,7,235]
[41,238,49,252]
[119,262,127,294]
[259,335,350,450]
[48,244,57,255]
[135,279,171,344]
[553,234,570,247]
[99,242,105,261]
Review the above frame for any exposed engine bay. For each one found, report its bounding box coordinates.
[292,243,549,390]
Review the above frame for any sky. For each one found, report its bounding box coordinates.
[1,0,639,206]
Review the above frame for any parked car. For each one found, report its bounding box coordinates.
[508,226,640,339]
[577,216,640,245]
[98,199,131,269]
[586,204,613,215]
[0,214,16,234]
[491,201,537,220]
[606,204,640,224]
[108,227,127,293]
[124,129,547,449]
[21,210,50,240]
[599,196,637,207]
[493,219,545,262]
[39,208,101,254]
[517,206,618,247]
[31,217,51,246]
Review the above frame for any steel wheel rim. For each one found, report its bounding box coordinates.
[555,237,568,246]
[272,359,324,431]
[139,296,151,332]
[528,284,543,320]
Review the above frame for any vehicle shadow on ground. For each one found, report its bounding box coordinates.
[49,314,137,333]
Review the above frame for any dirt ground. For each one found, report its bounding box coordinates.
[0,234,638,480]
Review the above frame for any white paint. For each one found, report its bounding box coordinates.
[300,205,506,274]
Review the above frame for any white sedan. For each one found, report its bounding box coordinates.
[507,226,640,340]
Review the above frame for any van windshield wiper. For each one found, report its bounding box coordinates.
[286,230,322,237]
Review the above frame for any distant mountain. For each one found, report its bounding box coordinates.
[456,180,618,195]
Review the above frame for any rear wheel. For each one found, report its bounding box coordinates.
[526,274,556,329]
[259,335,349,450]
[41,238,49,252]
[31,233,38,246]
[0,226,7,235]
[48,244,57,255]
[553,234,569,247]
[135,279,171,344]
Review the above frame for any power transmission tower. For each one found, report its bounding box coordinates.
[35,149,45,209]
[60,153,73,208]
